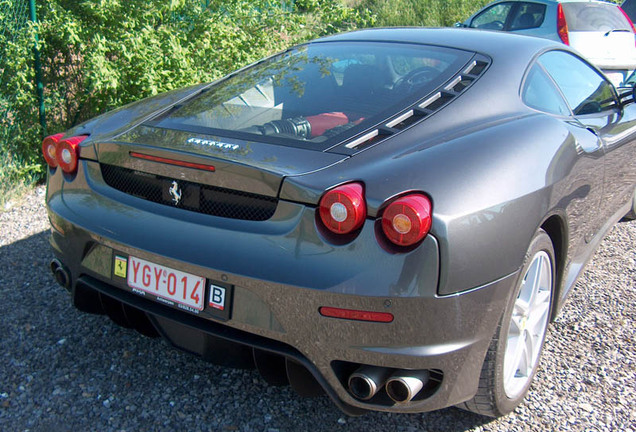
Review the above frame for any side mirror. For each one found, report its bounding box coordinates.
[454,22,468,28]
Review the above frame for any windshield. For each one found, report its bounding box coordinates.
[151,41,473,148]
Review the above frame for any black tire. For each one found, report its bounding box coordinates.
[458,229,555,417]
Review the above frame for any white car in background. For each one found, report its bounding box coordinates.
[460,0,636,86]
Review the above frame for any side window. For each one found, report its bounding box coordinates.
[538,51,619,115]
[470,3,513,30]
[522,64,570,116]
[509,3,547,30]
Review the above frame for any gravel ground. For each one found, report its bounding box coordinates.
[0,185,634,432]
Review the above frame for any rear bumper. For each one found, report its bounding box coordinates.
[49,220,515,414]
[45,160,517,413]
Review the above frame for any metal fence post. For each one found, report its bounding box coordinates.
[28,0,46,136]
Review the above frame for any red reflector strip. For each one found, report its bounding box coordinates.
[319,307,394,323]
[130,152,216,172]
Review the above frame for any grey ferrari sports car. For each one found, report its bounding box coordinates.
[43,27,636,417]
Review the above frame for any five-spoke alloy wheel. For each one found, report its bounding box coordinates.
[460,229,555,417]
[503,250,552,399]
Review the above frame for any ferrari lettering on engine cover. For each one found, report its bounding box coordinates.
[187,137,240,151]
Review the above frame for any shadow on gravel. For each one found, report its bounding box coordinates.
[0,231,496,432]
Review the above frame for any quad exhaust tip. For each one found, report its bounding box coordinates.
[348,366,431,404]
[348,366,392,400]
[385,370,430,403]
[50,259,70,289]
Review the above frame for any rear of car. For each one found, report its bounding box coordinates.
[45,28,631,417]
[43,36,510,415]
[462,0,636,86]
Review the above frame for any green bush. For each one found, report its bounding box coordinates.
[0,0,373,203]
[355,0,490,27]
[0,1,41,196]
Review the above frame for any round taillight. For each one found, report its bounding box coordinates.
[381,194,432,247]
[42,133,64,168]
[319,182,366,234]
[55,135,88,174]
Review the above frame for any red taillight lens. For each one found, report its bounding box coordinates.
[557,4,569,45]
[42,133,64,168]
[319,306,394,323]
[319,182,366,234]
[55,135,88,174]
[381,194,432,247]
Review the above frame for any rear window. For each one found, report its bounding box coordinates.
[150,42,473,148]
[562,3,632,32]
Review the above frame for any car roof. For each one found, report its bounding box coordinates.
[314,27,563,61]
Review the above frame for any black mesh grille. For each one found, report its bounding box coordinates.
[100,164,278,221]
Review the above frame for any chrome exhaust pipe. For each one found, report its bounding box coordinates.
[50,259,70,289]
[348,366,392,401]
[386,370,430,403]
[50,259,61,275]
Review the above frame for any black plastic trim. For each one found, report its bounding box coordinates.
[75,275,368,416]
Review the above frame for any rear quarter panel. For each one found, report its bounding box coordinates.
[282,112,600,296]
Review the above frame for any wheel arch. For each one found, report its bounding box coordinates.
[540,213,568,321]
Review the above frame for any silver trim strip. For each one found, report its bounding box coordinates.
[418,92,442,110]
[463,60,478,75]
[386,110,414,128]
[345,130,380,149]
[445,76,463,92]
